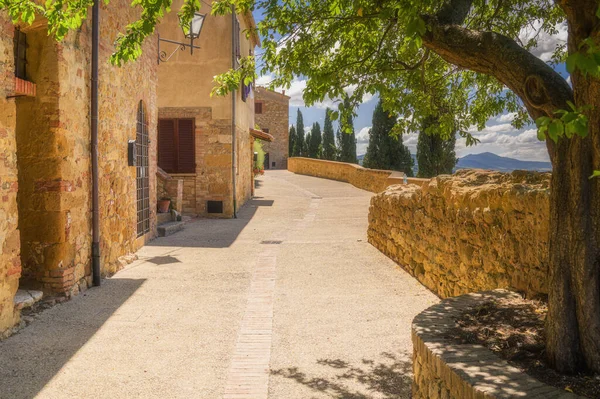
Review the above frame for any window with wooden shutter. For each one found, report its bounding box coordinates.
[255,102,263,114]
[177,119,195,173]
[158,118,195,173]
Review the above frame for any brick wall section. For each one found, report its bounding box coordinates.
[368,169,550,298]
[255,87,290,170]
[412,290,583,399]
[288,157,410,193]
[159,107,236,217]
[0,12,21,335]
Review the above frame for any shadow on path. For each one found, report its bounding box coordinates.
[271,352,413,399]
[147,197,274,249]
[0,278,145,399]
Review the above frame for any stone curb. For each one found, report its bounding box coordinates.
[411,289,584,399]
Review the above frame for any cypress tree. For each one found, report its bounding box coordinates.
[416,116,457,178]
[293,109,305,156]
[308,122,322,158]
[288,125,296,156]
[339,98,357,164]
[363,100,414,176]
[322,108,336,160]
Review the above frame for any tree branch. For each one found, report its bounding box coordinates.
[421,19,573,123]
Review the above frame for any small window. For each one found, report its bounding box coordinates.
[263,128,269,133]
[13,29,27,80]
[158,118,196,173]
[271,161,276,168]
[255,102,263,114]
[207,200,223,214]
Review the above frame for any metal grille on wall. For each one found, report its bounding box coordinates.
[136,101,150,237]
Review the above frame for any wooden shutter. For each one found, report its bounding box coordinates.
[177,119,195,173]
[255,102,263,114]
[158,119,176,173]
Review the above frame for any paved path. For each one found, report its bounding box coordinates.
[0,171,438,399]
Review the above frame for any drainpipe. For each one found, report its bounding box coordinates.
[91,0,101,286]
[231,8,237,219]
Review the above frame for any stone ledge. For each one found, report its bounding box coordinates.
[412,289,584,399]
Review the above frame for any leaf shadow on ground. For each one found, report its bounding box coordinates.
[270,351,413,399]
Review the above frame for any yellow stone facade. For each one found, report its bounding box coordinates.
[0,4,158,336]
[255,87,290,170]
[157,2,258,217]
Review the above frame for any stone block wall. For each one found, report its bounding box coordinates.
[0,13,21,335]
[235,126,253,212]
[157,168,184,214]
[368,169,550,298]
[412,290,583,399]
[255,87,290,170]
[288,157,407,193]
[159,107,236,217]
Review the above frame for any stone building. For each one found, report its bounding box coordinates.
[255,87,290,170]
[0,5,158,336]
[157,2,262,217]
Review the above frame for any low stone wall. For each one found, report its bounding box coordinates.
[368,169,550,298]
[412,290,583,398]
[288,157,414,193]
[157,168,183,214]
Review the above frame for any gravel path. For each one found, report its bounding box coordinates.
[0,170,438,399]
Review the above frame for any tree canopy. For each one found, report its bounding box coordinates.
[293,109,305,157]
[308,122,322,158]
[417,116,457,178]
[363,100,413,176]
[322,109,336,160]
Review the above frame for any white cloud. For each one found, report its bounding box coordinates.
[519,21,568,62]
[356,126,371,154]
[494,112,517,124]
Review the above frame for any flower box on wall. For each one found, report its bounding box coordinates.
[14,77,36,97]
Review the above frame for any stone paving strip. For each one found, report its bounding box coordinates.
[223,249,277,399]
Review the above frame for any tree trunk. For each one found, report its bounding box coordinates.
[422,1,600,373]
[546,134,600,373]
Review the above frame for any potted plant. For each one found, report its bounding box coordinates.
[158,197,171,213]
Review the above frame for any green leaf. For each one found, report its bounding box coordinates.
[590,170,600,179]
[535,116,551,127]
[548,121,563,142]
[537,128,546,141]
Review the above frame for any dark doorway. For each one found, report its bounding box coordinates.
[264,153,270,170]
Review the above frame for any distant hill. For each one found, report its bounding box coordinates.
[456,152,552,172]
[358,151,550,174]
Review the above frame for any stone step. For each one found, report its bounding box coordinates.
[157,221,185,237]
[14,289,43,310]
[157,212,173,225]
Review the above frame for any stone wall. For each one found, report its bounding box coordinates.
[368,169,550,298]
[1,3,158,335]
[288,157,412,193]
[412,290,583,399]
[157,168,183,214]
[0,13,21,335]
[255,87,290,170]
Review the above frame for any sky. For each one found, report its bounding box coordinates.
[252,10,569,161]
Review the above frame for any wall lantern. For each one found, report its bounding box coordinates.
[158,12,206,64]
